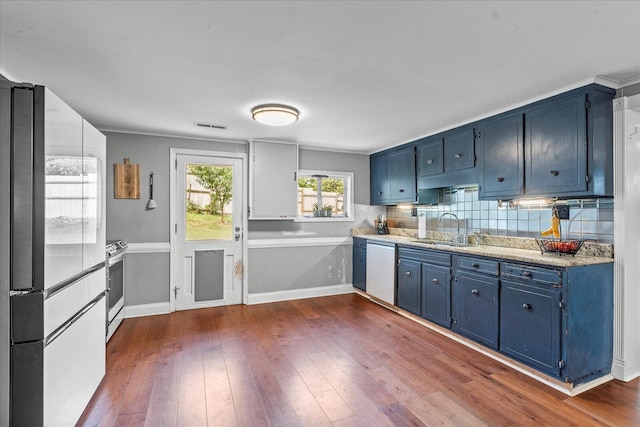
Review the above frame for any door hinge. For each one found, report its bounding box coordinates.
[585,175,591,183]
[175,159,178,169]
[559,359,565,370]
[559,300,565,310]
[175,223,178,234]
[585,100,590,110]
[174,286,180,299]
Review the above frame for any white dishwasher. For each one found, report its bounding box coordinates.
[366,241,396,305]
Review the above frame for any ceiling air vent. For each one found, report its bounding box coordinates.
[194,121,228,130]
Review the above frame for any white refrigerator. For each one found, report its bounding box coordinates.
[0,80,107,426]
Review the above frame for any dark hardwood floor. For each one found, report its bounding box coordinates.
[78,294,640,426]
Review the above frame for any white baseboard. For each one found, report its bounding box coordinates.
[124,302,171,318]
[612,359,640,382]
[247,284,355,305]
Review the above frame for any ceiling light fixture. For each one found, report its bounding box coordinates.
[251,104,299,126]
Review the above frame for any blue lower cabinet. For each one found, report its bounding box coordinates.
[353,246,367,291]
[453,270,499,349]
[421,264,451,328]
[397,259,421,315]
[500,280,562,377]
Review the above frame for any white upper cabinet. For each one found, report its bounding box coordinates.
[249,141,298,219]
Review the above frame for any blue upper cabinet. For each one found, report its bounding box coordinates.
[525,86,615,198]
[477,113,524,200]
[388,147,416,202]
[370,153,390,204]
[370,146,416,205]
[526,93,588,195]
[416,125,477,190]
[479,84,614,200]
[370,84,615,203]
[416,138,443,177]
[444,127,475,172]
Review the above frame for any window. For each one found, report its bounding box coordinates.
[296,170,353,222]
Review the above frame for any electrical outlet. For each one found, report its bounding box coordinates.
[556,205,570,220]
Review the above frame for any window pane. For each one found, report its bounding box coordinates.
[297,174,346,217]
[185,164,233,240]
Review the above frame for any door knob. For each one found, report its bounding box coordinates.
[235,232,241,241]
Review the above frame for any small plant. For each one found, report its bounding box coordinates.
[312,203,334,217]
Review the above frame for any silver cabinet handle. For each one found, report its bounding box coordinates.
[523,303,532,310]
[549,170,559,176]
[405,271,411,277]
[432,278,438,283]
[427,159,434,165]
[472,263,480,268]
[471,289,479,295]
[454,153,462,158]
[523,271,532,277]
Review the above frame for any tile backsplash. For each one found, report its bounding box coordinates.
[385,186,614,244]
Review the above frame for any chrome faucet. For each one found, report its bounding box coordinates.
[438,212,467,245]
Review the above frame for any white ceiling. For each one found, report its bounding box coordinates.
[1,1,639,154]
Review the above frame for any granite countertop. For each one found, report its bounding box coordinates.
[352,233,614,268]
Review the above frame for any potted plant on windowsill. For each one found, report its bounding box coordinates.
[312,203,334,217]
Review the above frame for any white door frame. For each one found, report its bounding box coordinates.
[169,148,248,312]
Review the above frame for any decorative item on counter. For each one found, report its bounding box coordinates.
[538,204,583,255]
[114,158,140,199]
[540,205,561,238]
[536,238,584,256]
[146,171,156,210]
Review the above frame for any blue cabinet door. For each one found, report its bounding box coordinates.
[444,127,475,172]
[417,138,444,178]
[388,147,416,202]
[454,270,499,349]
[398,259,421,315]
[478,113,524,200]
[526,93,587,195]
[421,263,451,328]
[370,153,389,205]
[500,279,562,377]
[353,245,366,291]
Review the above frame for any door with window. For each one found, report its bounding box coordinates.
[174,153,243,310]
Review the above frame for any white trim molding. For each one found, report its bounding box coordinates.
[124,302,171,318]
[247,284,355,305]
[248,237,352,249]
[125,242,171,254]
[612,94,640,382]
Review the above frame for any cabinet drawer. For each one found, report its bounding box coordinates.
[457,256,499,276]
[502,262,562,287]
[398,246,451,266]
[353,237,367,249]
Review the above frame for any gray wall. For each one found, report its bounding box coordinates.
[125,252,169,305]
[104,132,376,306]
[248,148,375,239]
[248,244,352,293]
[105,132,246,243]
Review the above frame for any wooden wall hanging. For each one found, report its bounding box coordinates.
[114,158,140,199]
